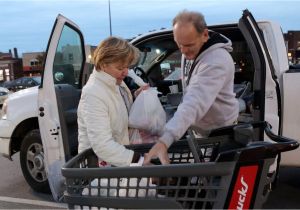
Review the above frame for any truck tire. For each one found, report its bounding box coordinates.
[20,129,51,193]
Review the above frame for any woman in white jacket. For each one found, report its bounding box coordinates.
[77,37,142,166]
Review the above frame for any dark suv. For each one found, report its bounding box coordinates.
[3,76,41,92]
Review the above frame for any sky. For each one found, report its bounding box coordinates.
[1,0,300,56]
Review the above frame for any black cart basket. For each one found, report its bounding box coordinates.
[62,121,298,209]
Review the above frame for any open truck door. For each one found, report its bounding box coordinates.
[38,14,86,201]
[281,65,300,166]
[238,10,280,138]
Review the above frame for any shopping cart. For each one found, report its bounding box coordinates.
[61,121,298,209]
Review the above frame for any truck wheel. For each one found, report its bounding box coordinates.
[20,129,51,193]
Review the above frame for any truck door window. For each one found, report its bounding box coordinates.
[53,25,83,88]
[161,50,182,81]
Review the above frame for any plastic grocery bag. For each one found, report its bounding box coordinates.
[129,128,159,144]
[129,88,166,135]
[81,177,156,198]
[81,157,156,198]
[128,128,142,144]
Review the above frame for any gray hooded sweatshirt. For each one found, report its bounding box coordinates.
[160,32,239,147]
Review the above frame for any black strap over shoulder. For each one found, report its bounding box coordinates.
[185,57,200,86]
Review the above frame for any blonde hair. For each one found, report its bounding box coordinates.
[93,36,140,70]
[173,10,207,34]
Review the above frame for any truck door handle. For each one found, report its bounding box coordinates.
[50,127,60,136]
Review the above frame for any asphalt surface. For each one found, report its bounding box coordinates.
[0,154,66,209]
[263,166,300,209]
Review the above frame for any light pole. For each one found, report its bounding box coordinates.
[108,0,112,36]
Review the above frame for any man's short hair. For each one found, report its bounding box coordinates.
[173,10,207,33]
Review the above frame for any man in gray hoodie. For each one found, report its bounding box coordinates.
[144,10,239,164]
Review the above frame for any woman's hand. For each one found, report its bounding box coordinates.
[134,84,150,98]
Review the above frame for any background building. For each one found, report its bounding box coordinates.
[284,31,300,64]
[22,52,45,76]
[0,48,23,83]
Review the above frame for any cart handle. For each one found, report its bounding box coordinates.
[208,120,299,153]
[261,121,299,153]
[188,121,299,163]
[217,121,299,162]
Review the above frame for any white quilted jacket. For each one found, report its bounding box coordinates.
[77,69,134,166]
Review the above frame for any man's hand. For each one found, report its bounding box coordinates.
[134,84,150,98]
[143,141,170,165]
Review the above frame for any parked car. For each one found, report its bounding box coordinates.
[0,10,299,202]
[3,76,41,92]
[0,87,9,105]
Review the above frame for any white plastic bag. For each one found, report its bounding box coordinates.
[82,157,156,198]
[129,128,158,144]
[129,88,166,135]
[82,177,156,198]
[128,128,142,144]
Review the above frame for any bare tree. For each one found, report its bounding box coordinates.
[36,53,46,66]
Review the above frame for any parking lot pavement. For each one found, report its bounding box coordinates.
[0,154,66,209]
[263,166,300,209]
[0,197,67,209]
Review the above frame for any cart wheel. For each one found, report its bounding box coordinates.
[20,129,51,193]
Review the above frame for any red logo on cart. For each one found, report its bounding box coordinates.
[228,165,258,210]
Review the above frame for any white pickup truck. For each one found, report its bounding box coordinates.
[0,10,299,201]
